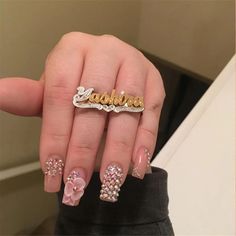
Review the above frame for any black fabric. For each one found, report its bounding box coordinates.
[55,167,174,235]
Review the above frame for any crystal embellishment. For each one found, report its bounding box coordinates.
[145,148,152,167]
[62,171,86,206]
[100,163,123,202]
[44,158,64,176]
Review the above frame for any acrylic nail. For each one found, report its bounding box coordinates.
[100,163,123,203]
[132,147,151,179]
[62,169,86,206]
[44,157,64,193]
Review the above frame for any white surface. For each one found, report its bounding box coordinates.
[152,55,235,235]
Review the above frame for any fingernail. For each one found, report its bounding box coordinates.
[62,169,86,206]
[132,147,151,179]
[44,157,64,192]
[100,163,123,203]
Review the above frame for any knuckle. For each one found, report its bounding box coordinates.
[140,126,156,140]
[98,34,123,50]
[159,85,166,105]
[57,32,90,53]
[84,69,115,86]
[147,95,163,115]
[100,34,120,43]
[46,32,86,67]
[60,32,83,44]
[48,132,70,144]
[156,83,166,105]
[150,102,160,114]
[110,139,132,153]
[69,141,96,155]
[149,65,166,104]
[98,35,143,59]
[45,85,73,106]
[127,47,144,59]
[156,73,166,101]
[122,42,144,60]
[136,49,145,58]
[126,82,143,96]
[148,96,163,115]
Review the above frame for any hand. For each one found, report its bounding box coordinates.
[0,32,165,205]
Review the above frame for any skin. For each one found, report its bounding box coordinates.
[0,32,165,193]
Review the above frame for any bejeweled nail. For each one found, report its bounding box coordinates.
[44,157,64,176]
[100,163,123,202]
[132,147,151,179]
[62,169,86,206]
[44,157,64,193]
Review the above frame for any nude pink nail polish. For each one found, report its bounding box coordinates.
[132,147,151,179]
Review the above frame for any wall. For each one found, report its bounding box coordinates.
[0,1,142,234]
[0,0,235,234]
[0,0,141,169]
[152,56,236,235]
[137,0,235,80]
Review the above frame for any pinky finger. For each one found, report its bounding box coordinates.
[131,65,165,179]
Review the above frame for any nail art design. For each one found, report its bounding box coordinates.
[44,158,64,176]
[145,148,152,167]
[132,167,142,179]
[100,163,123,202]
[62,171,86,206]
[132,147,151,179]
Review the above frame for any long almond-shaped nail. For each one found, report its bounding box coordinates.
[132,147,151,179]
[44,157,64,192]
[62,169,86,206]
[100,163,123,202]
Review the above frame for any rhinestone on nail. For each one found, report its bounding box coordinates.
[132,167,142,178]
[146,150,152,168]
[100,163,123,202]
[44,158,64,176]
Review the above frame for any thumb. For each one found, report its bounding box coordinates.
[0,77,44,116]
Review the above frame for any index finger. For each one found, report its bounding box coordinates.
[40,33,92,192]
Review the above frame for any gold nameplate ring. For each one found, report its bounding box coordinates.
[73,86,144,113]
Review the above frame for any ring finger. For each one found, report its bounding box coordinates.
[99,51,147,202]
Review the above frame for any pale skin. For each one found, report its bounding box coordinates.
[0,32,165,199]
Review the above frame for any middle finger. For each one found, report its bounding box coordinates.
[62,38,122,206]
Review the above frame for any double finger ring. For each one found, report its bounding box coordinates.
[73,86,144,113]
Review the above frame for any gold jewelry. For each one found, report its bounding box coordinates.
[73,86,144,113]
